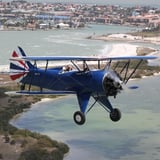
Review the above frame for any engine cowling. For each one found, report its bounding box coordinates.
[103,71,123,97]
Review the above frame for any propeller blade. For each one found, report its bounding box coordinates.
[128,85,139,89]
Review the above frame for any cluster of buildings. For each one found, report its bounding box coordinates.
[0,0,160,30]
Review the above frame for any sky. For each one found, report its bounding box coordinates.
[34,0,160,8]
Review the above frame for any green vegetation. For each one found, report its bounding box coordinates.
[0,153,3,159]
[0,86,69,160]
[19,146,64,160]
[130,27,160,37]
[17,132,69,160]
[136,47,156,56]
[113,59,160,79]
[112,45,160,79]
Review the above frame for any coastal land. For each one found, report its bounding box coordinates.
[88,31,160,77]
[0,1,160,31]
[0,74,69,160]
[88,32,160,45]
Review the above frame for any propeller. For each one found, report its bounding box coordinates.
[103,71,123,98]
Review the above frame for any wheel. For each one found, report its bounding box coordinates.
[73,111,86,125]
[110,108,121,122]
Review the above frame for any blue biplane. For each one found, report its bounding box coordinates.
[9,46,157,125]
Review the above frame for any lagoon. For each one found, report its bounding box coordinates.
[11,75,160,160]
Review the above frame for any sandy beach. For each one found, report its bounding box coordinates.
[0,74,16,86]
[100,43,139,57]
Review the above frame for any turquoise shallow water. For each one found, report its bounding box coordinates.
[2,0,160,8]
[0,24,145,66]
[0,24,160,72]
[11,76,160,160]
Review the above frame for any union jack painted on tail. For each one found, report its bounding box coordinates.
[10,47,32,82]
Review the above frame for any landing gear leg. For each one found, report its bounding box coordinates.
[73,111,86,125]
[98,97,122,122]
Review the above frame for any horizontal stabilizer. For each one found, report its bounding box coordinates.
[5,91,76,95]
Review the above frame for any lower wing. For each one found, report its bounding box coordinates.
[6,91,76,95]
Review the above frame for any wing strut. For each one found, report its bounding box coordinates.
[45,60,49,72]
[104,59,112,70]
[71,60,81,71]
[28,60,37,91]
[114,59,144,84]
[98,60,100,69]
[121,60,130,83]
[124,59,143,84]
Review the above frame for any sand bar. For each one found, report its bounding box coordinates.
[91,33,160,45]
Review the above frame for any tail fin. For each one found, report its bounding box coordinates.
[10,46,33,82]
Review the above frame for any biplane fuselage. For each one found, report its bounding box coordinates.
[23,67,105,94]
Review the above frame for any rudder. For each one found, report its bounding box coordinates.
[10,47,33,82]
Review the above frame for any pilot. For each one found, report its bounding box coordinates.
[63,65,72,72]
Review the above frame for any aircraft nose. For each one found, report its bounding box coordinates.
[102,72,123,97]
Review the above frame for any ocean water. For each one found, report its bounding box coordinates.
[2,24,160,160]
[3,0,160,8]
[0,24,159,69]
[0,24,141,69]
[53,0,160,8]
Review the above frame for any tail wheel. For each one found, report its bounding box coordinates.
[20,84,25,90]
[110,108,121,122]
[73,111,86,125]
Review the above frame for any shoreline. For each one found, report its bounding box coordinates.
[89,33,160,45]
[0,42,159,74]
[99,43,158,57]
[0,77,69,160]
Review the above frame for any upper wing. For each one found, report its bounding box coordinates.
[10,55,157,62]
